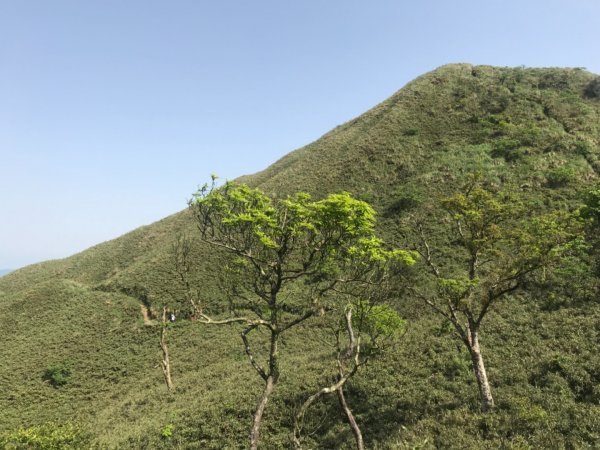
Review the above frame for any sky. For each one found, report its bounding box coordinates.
[1,0,599,270]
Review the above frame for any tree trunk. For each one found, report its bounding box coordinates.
[336,386,364,450]
[468,332,494,412]
[293,308,364,449]
[293,386,327,449]
[159,307,174,391]
[250,375,275,450]
[292,373,352,448]
[243,326,280,449]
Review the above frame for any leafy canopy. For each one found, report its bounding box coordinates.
[438,181,583,308]
[191,180,416,316]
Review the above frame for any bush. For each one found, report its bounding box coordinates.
[584,77,600,99]
[490,138,522,161]
[0,422,89,449]
[385,185,424,216]
[160,423,174,440]
[546,166,577,188]
[532,354,599,403]
[43,362,72,388]
[574,140,593,156]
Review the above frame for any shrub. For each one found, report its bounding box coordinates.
[584,77,600,99]
[385,185,424,216]
[0,422,89,449]
[546,166,577,188]
[160,423,174,440]
[43,362,72,388]
[490,138,522,161]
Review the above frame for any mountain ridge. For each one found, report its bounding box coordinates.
[5,63,599,292]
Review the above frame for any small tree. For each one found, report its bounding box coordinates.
[187,179,415,449]
[292,299,406,450]
[412,179,582,411]
[159,306,174,391]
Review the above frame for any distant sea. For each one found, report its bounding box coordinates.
[0,269,12,277]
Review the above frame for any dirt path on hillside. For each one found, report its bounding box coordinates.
[140,304,153,325]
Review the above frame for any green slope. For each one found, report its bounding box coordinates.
[1,64,599,449]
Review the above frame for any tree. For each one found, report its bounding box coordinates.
[187,179,415,449]
[411,179,582,411]
[292,299,406,450]
[159,306,174,391]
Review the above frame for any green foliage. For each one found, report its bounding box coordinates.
[581,185,600,226]
[440,181,582,281]
[532,354,600,403]
[546,166,577,187]
[190,180,415,447]
[191,180,415,308]
[193,181,379,256]
[437,277,479,309]
[581,185,600,276]
[385,184,424,216]
[512,210,585,270]
[352,300,406,343]
[43,361,72,388]
[0,422,89,450]
[410,176,586,413]
[442,183,521,237]
[490,138,522,161]
[160,423,174,440]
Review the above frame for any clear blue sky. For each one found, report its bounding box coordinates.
[1,0,599,269]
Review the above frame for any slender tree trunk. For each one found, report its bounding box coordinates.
[337,386,364,450]
[293,386,327,449]
[293,308,365,449]
[292,373,351,448]
[250,375,275,450]
[248,328,280,450]
[159,307,174,391]
[467,330,494,412]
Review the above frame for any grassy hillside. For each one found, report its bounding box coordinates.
[1,64,599,449]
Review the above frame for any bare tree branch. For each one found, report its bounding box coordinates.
[241,325,269,381]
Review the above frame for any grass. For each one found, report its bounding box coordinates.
[1,64,600,448]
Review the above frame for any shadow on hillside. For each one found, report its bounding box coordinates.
[286,380,467,448]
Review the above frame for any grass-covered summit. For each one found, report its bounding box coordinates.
[1,64,599,449]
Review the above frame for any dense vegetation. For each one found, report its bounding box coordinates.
[1,64,600,449]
